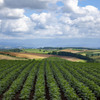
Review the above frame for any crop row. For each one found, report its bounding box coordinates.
[0,60,17,69]
[76,64,100,79]
[0,61,19,74]
[20,60,41,100]
[0,57,100,100]
[61,62,100,98]
[55,62,96,100]
[0,61,27,80]
[3,60,35,100]
[65,62,100,86]
[50,61,81,100]
[33,60,45,100]
[45,61,61,100]
[0,60,32,95]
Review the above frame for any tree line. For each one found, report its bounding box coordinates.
[48,51,94,62]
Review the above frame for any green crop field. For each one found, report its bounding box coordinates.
[0,57,100,100]
[21,49,58,54]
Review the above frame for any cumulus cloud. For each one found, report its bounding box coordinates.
[62,0,100,15]
[31,13,55,29]
[0,7,24,19]
[0,16,32,36]
[0,0,4,8]
[0,0,100,39]
[62,0,79,13]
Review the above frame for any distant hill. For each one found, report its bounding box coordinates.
[0,49,22,52]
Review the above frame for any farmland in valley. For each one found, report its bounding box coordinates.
[21,48,100,62]
[0,52,50,60]
[1,48,100,62]
[0,51,85,62]
[21,49,57,54]
[0,57,100,100]
[0,54,27,60]
[0,54,19,60]
[59,48,100,62]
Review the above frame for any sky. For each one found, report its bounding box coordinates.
[0,0,100,48]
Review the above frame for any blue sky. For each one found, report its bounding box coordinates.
[79,0,100,10]
[0,0,100,48]
[25,0,100,17]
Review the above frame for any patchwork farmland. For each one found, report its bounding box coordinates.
[0,51,85,62]
[0,57,100,100]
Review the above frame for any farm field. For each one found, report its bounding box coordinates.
[0,52,49,59]
[78,50,100,55]
[1,48,99,62]
[0,54,19,60]
[77,50,100,62]
[59,48,100,62]
[0,51,85,62]
[22,49,58,54]
[60,49,87,53]
[91,56,100,62]
[0,57,100,100]
[60,48,100,53]
[22,48,88,54]
[0,54,27,60]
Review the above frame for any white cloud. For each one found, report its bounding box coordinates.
[62,0,79,13]
[0,7,24,19]
[31,13,53,29]
[31,13,51,24]
[0,0,100,39]
[0,0,4,8]
[0,16,32,36]
[62,0,100,15]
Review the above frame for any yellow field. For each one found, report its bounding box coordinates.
[0,54,20,60]
[0,51,85,62]
[11,53,46,59]
[60,49,87,53]
[59,56,85,62]
[0,52,49,60]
